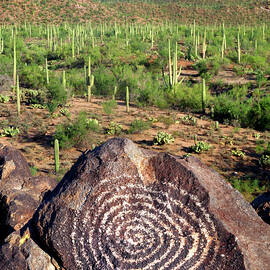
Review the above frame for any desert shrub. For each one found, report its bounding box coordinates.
[84,47,102,65]
[153,131,174,145]
[167,83,207,112]
[86,118,100,133]
[46,77,67,113]
[0,127,20,137]
[21,45,47,65]
[67,69,86,96]
[259,154,270,168]
[106,122,123,135]
[21,89,46,105]
[20,64,45,89]
[94,66,116,96]
[135,73,161,107]
[190,141,210,154]
[0,55,13,76]
[194,58,220,80]
[54,111,98,149]
[0,95,10,103]
[212,85,251,126]
[241,54,267,70]
[128,118,152,134]
[117,65,141,100]
[247,96,270,131]
[102,99,117,115]
[229,177,269,202]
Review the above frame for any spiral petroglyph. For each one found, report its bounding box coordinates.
[33,139,247,270]
[70,173,222,270]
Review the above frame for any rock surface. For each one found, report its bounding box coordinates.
[0,144,57,241]
[0,230,57,270]
[31,138,270,270]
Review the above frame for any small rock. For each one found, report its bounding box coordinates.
[0,230,56,270]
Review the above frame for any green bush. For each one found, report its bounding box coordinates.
[229,177,269,202]
[94,66,116,96]
[167,83,206,112]
[0,127,20,137]
[20,64,45,89]
[153,131,174,145]
[0,95,10,103]
[102,99,117,115]
[86,118,100,133]
[190,141,210,154]
[68,69,86,96]
[106,121,123,135]
[247,96,270,131]
[21,89,46,105]
[46,77,67,113]
[212,85,252,127]
[259,154,270,168]
[128,118,152,134]
[54,111,98,149]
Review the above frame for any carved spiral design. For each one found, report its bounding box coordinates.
[71,176,220,270]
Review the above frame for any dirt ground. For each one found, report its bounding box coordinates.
[1,96,269,202]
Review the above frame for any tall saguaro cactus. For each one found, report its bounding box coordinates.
[72,29,75,58]
[0,37,3,54]
[202,30,207,59]
[167,40,184,91]
[13,33,16,89]
[237,31,241,64]
[45,58,49,84]
[126,86,130,113]
[87,57,94,102]
[16,75,20,116]
[54,139,60,173]
[202,78,206,113]
[62,70,66,90]
[112,86,117,100]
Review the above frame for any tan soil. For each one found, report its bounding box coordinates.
[1,96,269,202]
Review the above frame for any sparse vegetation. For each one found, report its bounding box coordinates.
[106,122,123,135]
[153,132,174,145]
[0,1,270,202]
[190,141,210,154]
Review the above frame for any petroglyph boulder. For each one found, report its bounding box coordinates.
[0,144,57,241]
[32,138,270,270]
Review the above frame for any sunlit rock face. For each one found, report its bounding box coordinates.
[32,137,262,270]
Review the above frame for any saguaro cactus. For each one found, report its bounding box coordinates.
[237,31,241,64]
[112,86,117,100]
[167,40,184,91]
[0,37,3,54]
[72,29,75,58]
[45,58,49,84]
[62,70,66,90]
[126,86,129,113]
[13,34,16,89]
[87,57,94,102]
[202,30,207,59]
[16,75,20,116]
[54,139,60,173]
[202,78,206,113]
